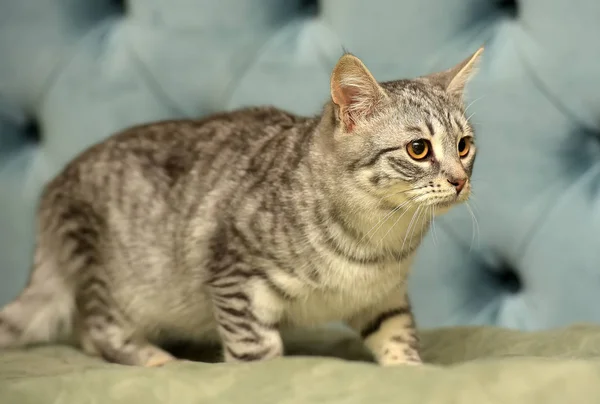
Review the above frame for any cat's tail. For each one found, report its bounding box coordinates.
[0,274,74,349]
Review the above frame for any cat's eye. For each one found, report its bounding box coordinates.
[406,139,430,160]
[458,137,471,158]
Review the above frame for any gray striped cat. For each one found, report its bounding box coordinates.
[0,48,482,367]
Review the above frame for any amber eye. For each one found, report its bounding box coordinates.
[458,137,471,158]
[406,139,430,160]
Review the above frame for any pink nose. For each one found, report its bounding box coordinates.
[448,178,466,194]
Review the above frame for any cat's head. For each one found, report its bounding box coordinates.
[326,48,483,213]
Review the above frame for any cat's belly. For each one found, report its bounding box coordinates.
[283,291,374,327]
[282,259,413,327]
[109,255,412,340]
[112,280,218,342]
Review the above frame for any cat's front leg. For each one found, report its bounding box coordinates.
[347,288,421,366]
[209,269,285,363]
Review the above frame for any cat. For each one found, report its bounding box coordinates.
[0,47,482,367]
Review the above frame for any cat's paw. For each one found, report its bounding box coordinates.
[142,349,177,368]
[380,357,423,366]
[378,348,422,366]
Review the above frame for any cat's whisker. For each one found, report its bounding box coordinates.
[362,193,420,245]
[400,205,422,254]
[408,205,427,250]
[430,206,438,247]
[465,201,480,252]
[376,200,416,246]
[373,186,423,212]
[404,211,419,252]
[464,95,485,114]
[368,201,413,246]
[374,192,425,245]
[363,202,407,243]
[467,193,481,214]
[420,206,430,242]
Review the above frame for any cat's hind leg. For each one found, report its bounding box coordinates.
[75,273,176,367]
[53,199,174,367]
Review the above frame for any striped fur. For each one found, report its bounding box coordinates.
[0,49,482,366]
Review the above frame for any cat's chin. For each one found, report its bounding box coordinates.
[433,204,454,216]
[433,196,468,216]
[432,196,469,215]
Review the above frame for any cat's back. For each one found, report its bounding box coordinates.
[43,106,310,199]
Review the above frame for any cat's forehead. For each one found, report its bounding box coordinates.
[380,80,469,136]
[385,80,461,112]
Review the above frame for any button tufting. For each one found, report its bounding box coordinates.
[300,0,318,15]
[494,265,522,294]
[300,0,317,8]
[497,0,518,18]
[110,0,125,14]
[23,120,41,144]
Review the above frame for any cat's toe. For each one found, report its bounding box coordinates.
[143,351,177,367]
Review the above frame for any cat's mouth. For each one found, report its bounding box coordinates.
[401,187,470,211]
[423,191,469,210]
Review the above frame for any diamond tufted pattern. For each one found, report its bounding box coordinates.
[1,0,599,330]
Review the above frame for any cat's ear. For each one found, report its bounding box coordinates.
[428,47,484,100]
[330,54,387,132]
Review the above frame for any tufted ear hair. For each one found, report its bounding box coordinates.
[330,53,387,133]
[427,47,484,100]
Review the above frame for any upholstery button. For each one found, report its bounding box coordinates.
[301,0,317,7]
[23,120,41,144]
[110,0,125,14]
[497,0,518,18]
[494,265,522,294]
[300,0,318,15]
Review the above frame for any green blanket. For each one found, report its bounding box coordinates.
[2,324,600,403]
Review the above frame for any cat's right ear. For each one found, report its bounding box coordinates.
[426,47,484,101]
[330,54,387,133]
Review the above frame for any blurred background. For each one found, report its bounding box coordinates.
[0,0,599,331]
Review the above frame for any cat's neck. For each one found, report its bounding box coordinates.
[333,187,430,252]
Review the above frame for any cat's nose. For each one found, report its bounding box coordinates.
[447,177,466,194]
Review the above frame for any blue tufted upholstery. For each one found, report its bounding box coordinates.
[1,0,599,330]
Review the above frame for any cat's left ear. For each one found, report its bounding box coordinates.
[427,47,484,100]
